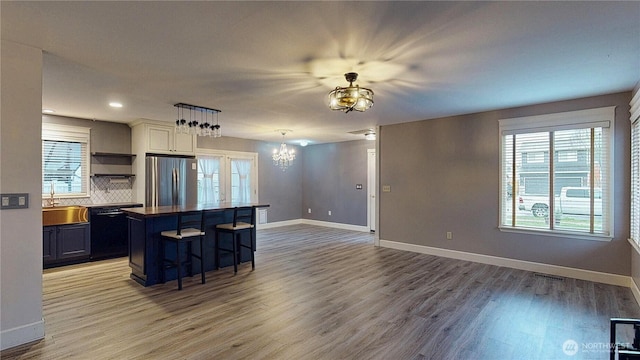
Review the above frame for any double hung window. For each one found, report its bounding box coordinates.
[499,107,615,239]
[42,124,90,198]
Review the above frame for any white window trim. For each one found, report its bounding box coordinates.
[498,106,615,241]
[42,123,91,199]
[195,148,259,202]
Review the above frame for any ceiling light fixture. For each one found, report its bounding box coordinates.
[364,130,376,141]
[273,130,295,171]
[174,103,222,138]
[42,109,55,114]
[109,102,123,108]
[328,72,374,113]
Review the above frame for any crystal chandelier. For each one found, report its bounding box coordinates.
[272,130,295,171]
[328,72,374,113]
[174,103,222,138]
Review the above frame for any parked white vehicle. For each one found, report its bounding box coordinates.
[518,194,551,217]
[557,187,602,216]
[518,187,602,217]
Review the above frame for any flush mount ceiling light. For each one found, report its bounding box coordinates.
[273,130,295,171]
[174,103,222,138]
[328,72,374,113]
[349,128,377,140]
[364,130,376,141]
[109,102,123,108]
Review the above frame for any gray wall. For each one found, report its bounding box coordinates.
[379,92,632,275]
[198,136,302,223]
[302,140,374,226]
[1,40,44,349]
[43,115,132,154]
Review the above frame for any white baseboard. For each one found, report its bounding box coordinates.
[257,218,370,233]
[256,219,303,230]
[300,219,370,232]
[0,318,45,351]
[380,239,631,287]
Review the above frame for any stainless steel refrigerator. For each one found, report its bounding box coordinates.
[146,155,198,207]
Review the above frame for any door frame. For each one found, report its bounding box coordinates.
[367,148,379,246]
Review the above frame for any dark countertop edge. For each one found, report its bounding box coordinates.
[122,203,269,218]
[84,203,144,208]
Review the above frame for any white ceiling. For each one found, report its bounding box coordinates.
[2,1,639,144]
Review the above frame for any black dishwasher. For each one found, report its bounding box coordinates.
[90,204,142,260]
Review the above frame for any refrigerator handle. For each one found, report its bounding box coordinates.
[152,157,158,207]
[176,169,182,205]
[172,168,176,206]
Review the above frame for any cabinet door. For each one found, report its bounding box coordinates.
[174,132,195,154]
[147,125,173,153]
[43,226,57,263]
[57,223,91,259]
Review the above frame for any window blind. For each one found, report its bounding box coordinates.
[630,85,640,244]
[499,106,614,239]
[42,124,90,197]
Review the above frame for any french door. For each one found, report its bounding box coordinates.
[196,150,258,204]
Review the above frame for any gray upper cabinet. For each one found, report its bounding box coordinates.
[90,121,132,154]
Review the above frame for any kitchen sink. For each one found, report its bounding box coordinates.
[43,205,89,226]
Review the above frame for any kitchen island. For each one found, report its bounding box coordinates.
[123,203,268,287]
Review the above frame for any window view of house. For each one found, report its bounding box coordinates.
[41,124,90,198]
[500,109,612,237]
[42,140,84,195]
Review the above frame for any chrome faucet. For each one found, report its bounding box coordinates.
[48,180,59,207]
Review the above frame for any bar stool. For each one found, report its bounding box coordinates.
[215,206,256,274]
[160,211,206,290]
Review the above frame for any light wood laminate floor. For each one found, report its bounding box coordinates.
[3,224,640,359]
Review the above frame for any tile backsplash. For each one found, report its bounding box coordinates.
[43,177,134,206]
[91,177,134,203]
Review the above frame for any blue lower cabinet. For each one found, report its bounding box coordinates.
[43,223,91,267]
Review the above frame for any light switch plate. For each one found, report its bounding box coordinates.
[382,185,391,192]
[0,193,29,209]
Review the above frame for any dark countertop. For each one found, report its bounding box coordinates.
[122,202,269,218]
[85,203,144,209]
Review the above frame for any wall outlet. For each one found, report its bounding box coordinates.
[308,208,311,214]
[446,231,452,240]
[328,210,332,216]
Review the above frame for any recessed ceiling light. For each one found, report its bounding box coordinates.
[42,109,55,113]
[109,102,123,108]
